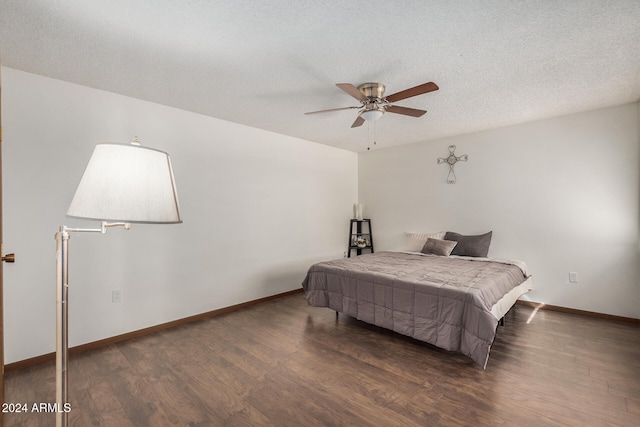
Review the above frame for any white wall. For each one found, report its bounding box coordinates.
[2,67,358,363]
[359,103,640,319]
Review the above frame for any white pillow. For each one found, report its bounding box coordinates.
[404,231,446,252]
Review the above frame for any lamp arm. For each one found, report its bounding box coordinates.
[101,222,131,232]
[54,220,130,427]
[63,221,131,235]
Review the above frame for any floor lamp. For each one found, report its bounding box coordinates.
[55,138,182,427]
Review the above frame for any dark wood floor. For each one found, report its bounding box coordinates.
[4,292,640,426]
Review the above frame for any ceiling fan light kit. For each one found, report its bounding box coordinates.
[360,108,384,122]
[305,81,439,128]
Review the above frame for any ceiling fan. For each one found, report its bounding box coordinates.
[305,81,439,128]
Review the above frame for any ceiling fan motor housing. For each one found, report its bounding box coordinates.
[357,83,386,100]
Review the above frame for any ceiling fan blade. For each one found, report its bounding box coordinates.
[336,83,368,102]
[385,82,439,103]
[304,106,359,115]
[385,105,427,117]
[351,116,365,128]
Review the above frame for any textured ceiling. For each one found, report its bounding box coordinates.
[1,0,639,152]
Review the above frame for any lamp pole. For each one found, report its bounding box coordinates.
[54,227,70,427]
[54,223,130,427]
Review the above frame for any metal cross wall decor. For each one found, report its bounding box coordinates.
[437,145,468,184]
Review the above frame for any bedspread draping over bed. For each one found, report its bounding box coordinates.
[302,251,531,368]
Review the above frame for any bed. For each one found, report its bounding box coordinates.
[301,232,533,368]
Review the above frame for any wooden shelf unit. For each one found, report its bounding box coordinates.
[347,219,374,257]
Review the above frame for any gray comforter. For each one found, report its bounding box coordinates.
[301,251,529,368]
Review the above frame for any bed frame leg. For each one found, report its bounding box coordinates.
[335,311,339,319]
[499,317,505,327]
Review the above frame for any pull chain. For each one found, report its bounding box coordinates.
[367,120,378,151]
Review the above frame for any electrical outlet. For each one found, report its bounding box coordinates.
[112,289,122,303]
[568,272,578,283]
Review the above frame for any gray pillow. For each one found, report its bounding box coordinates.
[421,238,458,256]
[444,231,492,257]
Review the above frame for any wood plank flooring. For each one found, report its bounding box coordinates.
[4,292,640,426]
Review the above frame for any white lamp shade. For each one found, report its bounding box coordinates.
[67,143,182,224]
[360,109,384,121]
